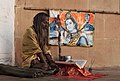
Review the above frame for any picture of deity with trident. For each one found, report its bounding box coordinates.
[49,10,95,47]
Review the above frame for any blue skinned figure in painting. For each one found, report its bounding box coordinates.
[49,19,59,38]
[49,17,65,45]
[77,14,95,47]
[63,12,81,46]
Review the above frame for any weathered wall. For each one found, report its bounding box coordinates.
[0,0,15,65]
[15,0,120,67]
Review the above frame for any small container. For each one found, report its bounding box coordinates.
[59,55,72,61]
[88,68,92,73]
[65,56,72,62]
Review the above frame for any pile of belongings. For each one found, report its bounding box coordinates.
[0,64,56,78]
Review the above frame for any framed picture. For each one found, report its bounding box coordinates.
[49,10,95,47]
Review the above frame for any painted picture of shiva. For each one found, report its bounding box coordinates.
[49,10,95,47]
[62,12,80,46]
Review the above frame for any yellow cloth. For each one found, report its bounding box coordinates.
[22,26,49,68]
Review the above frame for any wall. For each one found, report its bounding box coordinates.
[15,0,120,67]
[0,0,15,65]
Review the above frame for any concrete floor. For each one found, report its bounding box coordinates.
[0,67,120,81]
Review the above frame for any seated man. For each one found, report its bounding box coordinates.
[22,12,58,71]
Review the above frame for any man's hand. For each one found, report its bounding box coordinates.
[46,50,51,55]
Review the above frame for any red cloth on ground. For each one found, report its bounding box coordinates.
[54,65,107,80]
[53,74,107,80]
[56,66,91,76]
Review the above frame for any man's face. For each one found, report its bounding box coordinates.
[41,17,49,29]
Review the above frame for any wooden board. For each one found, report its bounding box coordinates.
[55,60,87,69]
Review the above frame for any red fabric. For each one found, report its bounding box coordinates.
[56,66,91,76]
[54,65,107,80]
[53,74,107,80]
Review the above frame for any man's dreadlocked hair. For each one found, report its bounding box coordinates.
[33,12,49,47]
[33,12,49,36]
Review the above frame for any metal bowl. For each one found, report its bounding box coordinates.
[65,56,72,60]
[60,55,72,61]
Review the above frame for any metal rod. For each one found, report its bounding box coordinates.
[24,7,120,15]
[58,30,61,60]
[54,15,62,60]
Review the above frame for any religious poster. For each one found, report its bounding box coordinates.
[49,10,95,47]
